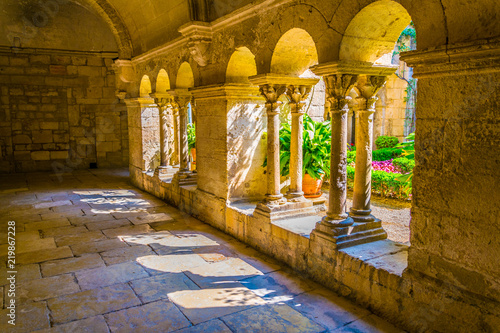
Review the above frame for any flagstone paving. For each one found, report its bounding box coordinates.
[0,169,404,332]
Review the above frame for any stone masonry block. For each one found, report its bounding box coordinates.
[10,56,29,66]
[40,122,59,130]
[33,130,53,143]
[51,151,69,160]
[31,151,50,160]
[30,55,51,65]
[13,135,32,144]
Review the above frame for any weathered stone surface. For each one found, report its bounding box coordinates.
[0,301,50,332]
[41,253,105,277]
[105,300,191,332]
[24,218,71,231]
[16,246,73,264]
[55,231,106,246]
[136,254,208,275]
[18,274,80,301]
[129,213,174,225]
[70,239,129,255]
[241,270,317,304]
[287,288,371,331]
[43,226,88,237]
[48,284,141,324]
[100,245,155,265]
[222,304,325,333]
[76,262,149,290]
[174,319,233,333]
[185,258,263,288]
[34,315,109,333]
[102,225,153,238]
[130,272,199,303]
[169,287,267,325]
[85,218,131,231]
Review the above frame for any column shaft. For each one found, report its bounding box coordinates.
[287,104,305,200]
[159,106,169,167]
[350,101,375,222]
[173,109,180,165]
[325,105,350,221]
[179,106,190,173]
[265,104,284,203]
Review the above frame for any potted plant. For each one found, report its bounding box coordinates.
[279,115,331,197]
[187,123,196,171]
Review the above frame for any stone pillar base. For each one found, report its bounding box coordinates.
[175,170,198,186]
[311,218,387,249]
[255,200,317,220]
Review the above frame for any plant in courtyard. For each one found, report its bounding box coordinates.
[392,157,415,174]
[276,114,331,180]
[375,135,399,149]
[372,147,403,161]
[395,132,415,193]
[187,123,196,150]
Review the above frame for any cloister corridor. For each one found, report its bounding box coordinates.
[0,169,402,332]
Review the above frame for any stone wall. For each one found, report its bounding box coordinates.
[0,49,128,173]
[374,73,408,142]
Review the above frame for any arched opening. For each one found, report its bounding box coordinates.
[270,28,318,77]
[226,47,257,84]
[176,62,194,89]
[339,1,411,64]
[139,75,152,97]
[156,69,171,93]
[339,1,415,245]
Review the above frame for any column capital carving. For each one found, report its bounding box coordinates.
[323,74,358,112]
[178,22,213,67]
[355,75,388,111]
[169,89,192,108]
[286,85,312,114]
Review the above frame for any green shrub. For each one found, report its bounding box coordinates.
[372,148,403,161]
[346,166,411,199]
[347,151,356,165]
[392,157,415,173]
[375,136,399,149]
[187,123,196,150]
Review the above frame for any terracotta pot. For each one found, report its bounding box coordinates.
[190,148,196,171]
[303,173,324,198]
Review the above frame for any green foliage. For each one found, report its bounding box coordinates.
[372,148,403,161]
[375,136,399,149]
[346,166,411,199]
[347,151,356,165]
[395,132,415,194]
[187,123,196,150]
[392,157,415,173]
[278,115,331,180]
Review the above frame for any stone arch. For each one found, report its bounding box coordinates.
[176,62,195,89]
[270,28,319,76]
[339,1,411,63]
[330,0,448,53]
[226,47,258,84]
[139,75,152,97]
[81,0,134,58]
[156,69,171,93]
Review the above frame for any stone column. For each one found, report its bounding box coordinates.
[260,84,287,206]
[153,96,172,174]
[285,85,312,202]
[321,74,357,226]
[350,75,387,222]
[172,105,180,166]
[171,92,192,175]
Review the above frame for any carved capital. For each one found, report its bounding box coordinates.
[286,85,312,114]
[188,39,211,67]
[355,75,387,111]
[259,84,287,105]
[179,22,213,67]
[324,74,358,112]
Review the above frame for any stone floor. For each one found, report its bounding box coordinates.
[0,169,404,332]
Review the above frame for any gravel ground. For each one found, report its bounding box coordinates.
[322,190,411,244]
